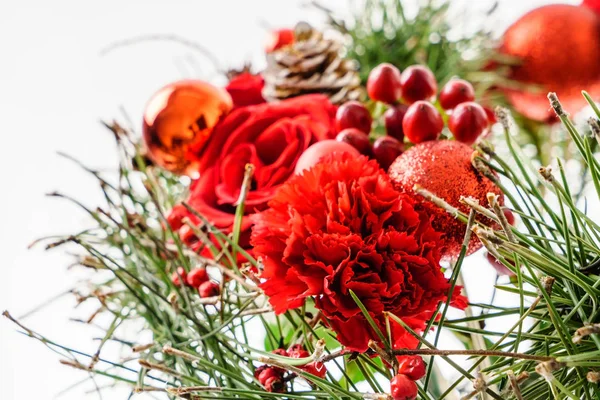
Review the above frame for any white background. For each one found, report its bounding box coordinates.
[0,0,579,399]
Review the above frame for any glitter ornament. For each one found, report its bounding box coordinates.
[389,140,502,258]
[499,4,600,121]
[143,80,233,175]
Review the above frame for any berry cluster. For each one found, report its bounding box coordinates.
[332,63,493,170]
[170,267,220,298]
[255,345,327,393]
[390,356,426,400]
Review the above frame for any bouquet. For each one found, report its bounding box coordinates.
[6,1,600,399]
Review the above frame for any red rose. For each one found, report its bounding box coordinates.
[225,73,265,108]
[168,94,337,257]
[252,153,464,352]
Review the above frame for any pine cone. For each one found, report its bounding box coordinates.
[262,22,362,104]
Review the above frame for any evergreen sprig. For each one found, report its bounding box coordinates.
[5,91,600,399]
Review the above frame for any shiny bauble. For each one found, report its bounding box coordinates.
[143,80,233,175]
[499,4,600,121]
[389,140,502,259]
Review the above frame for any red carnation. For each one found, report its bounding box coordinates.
[225,72,265,108]
[251,153,464,352]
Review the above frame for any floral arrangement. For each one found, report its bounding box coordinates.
[6,2,600,400]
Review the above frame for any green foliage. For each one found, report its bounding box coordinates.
[5,97,600,398]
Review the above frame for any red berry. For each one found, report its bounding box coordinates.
[198,281,220,298]
[336,128,372,155]
[265,28,295,53]
[255,366,285,392]
[336,101,372,134]
[483,106,497,124]
[302,361,327,378]
[171,267,187,287]
[391,374,418,400]
[486,252,514,276]
[367,63,403,104]
[384,104,408,142]
[186,268,209,288]
[400,65,438,104]
[402,101,444,144]
[373,136,404,170]
[397,356,426,381]
[288,344,310,359]
[439,79,476,110]
[448,102,489,144]
[503,208,516,226]
[271,348,288,357]
[264,375,285,392]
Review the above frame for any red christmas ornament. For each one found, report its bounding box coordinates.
[499,4,600,121]
[335,101,372,134]
[439,79,475,110]
[143,80,233,175]
[186,268,209,288]
[400,65,438,104]
[384,104,408,142]
[388,140,502,258]
[294,140,360,174]
[336,128,372,155]
[448,102,489,144]
[402,101,444,144]
[373,136,404,170]
[171,267,187,287]
[390,374,418,400]
[367,63,403,104]
[199,281,220,298]
[265,28,295,53]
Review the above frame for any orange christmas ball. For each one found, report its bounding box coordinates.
[143,80,233,175]
[499,4,600,121]
[389,141,502,259]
